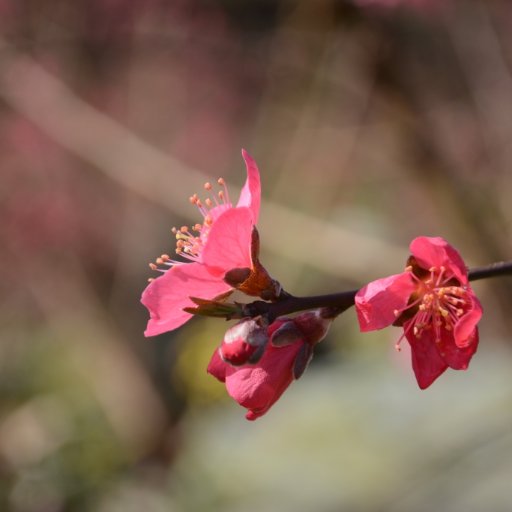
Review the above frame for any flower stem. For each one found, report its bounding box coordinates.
[243,290,357,322]
[242,260,512,320]
[467,261,512,281]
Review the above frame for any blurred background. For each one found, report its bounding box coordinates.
[1,0,512,510]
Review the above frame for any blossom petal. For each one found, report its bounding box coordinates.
[141,263,231,336]
[406,324,448,389]
[454,292,483,348]
[410,236,468,284]
[437,327,479,370]
[223,343,301,420]
[355,272,416,331]
[237,149,261,224]
[202,206,253,272]
[206,350,227,383]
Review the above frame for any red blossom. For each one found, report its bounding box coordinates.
[208,311,332,420]
[355,236,483,389]
[218,317,269,366]
[141,150,278,336]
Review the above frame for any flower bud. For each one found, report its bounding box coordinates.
[208,309,334,420]
[219,316,269,366]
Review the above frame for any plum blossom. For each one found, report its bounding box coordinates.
[355,236,482,389]
[218,316,269,367]
[141,150,278,336]
[208,310,332,420]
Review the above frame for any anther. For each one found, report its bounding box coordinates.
[217,178,225,186]
[205,198,213,207]
[204,182,212,191]
[149,263,157,270]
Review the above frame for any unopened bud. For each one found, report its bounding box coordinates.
[220,317,269,366]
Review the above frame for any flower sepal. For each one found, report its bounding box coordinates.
[223,226,282,301]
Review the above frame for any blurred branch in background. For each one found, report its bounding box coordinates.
[0,38,406,283]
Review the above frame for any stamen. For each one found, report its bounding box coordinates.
[439,308,449,318]
[403,263,469,342]
[148,174,234,278]
[218,177,230,204]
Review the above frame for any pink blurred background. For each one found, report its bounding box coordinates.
[1,1,512,511]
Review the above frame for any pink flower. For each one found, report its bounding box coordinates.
[142,149,275,336]
[208,311,332,420]
[218,317,269,366]
[355,236,483,389]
